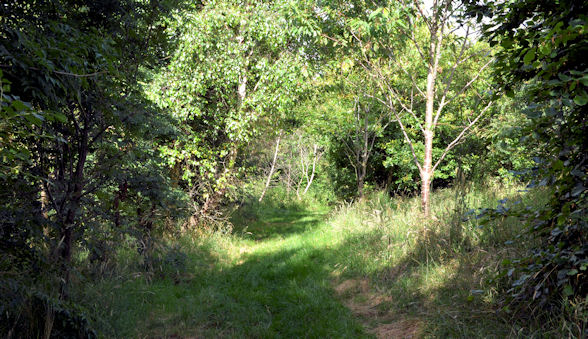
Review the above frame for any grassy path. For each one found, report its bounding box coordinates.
[97,206,372,338]
[92,188,524,338]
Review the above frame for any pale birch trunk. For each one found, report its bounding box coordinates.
[358,112,369,199]
[421,25,443,218]
[303,143,319,195]
[259,132,281,202]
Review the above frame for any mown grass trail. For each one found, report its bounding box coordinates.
[91,206,370,338]
[88,185,538,338]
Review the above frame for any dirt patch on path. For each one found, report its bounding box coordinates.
[333,278,423,338]
[371,319,423,339]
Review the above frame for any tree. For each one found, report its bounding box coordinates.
[354,1,494,216]
[333,72,391,199]
[296,133,325,199]
[259,131,282,202]
[345,95,389,198]
[468,0,587,321]
[308,0,494,215]
[151,0,309,224]
[1,0,183,334]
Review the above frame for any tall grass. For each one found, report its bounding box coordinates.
[78,179,563,338]
[324,179,559,337]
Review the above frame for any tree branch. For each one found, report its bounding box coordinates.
[432,100,493,172]
[442,57,493,109]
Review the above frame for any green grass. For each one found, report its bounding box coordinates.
[83,199,367,338]
[82,181,552,338]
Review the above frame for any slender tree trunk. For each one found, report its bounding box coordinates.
[421,24,443,218]
[59,211,74,298]
[58,125,89,300]
[43,304,55,339]
[59,184,83,299]
[421,125,433,217]
[303,143,319,195]
[357,170,365,198]
[259,132,281,202]
[285,160,292,195]
[42,185,55,339]
[358,149,367,199]
[40,186,49,219]
[358,112,369,198]
[296,141,307,200]
[41,183,51,240]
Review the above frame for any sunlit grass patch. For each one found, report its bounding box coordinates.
[82,179,549,337]
[323,180,548,337]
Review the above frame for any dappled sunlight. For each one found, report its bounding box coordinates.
[86,201,369,337]
[74,182,553,337]
[310,184,542,337]
[2,0,582,337]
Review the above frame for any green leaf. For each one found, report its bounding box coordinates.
[558,73,571,81]
[562,284,573,297]
[573,91,588,106]
[567,269,578,276]
[54,113,68,123]
[523,48,536,64]
[501,38,513,49]
[368,8,382,20]
[24,113,44,126]
[11,100,31,112]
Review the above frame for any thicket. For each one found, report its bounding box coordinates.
[0,0,585,337]
[467,0,587,330]
[0,0,189,335]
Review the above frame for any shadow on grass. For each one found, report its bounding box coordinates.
[322,222,518,338]
[234,214,326,240]
[106,249,369,337]
[93,206,369,338]
[230,199,328,241]
[93,198,519,338]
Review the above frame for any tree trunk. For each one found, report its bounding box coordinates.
[358,155,367,199]
[259,132,281,202]
[58,213,74,299]
[43,304,55,339]
[421,128,434,217]
[58,125,89,300]
[303,143,320,195]
[358,111,369,198]
[285,160,292,195]
[420,168,432,217]
[40,185,49,219]
[421,23,443,218]
[296,141,307,200]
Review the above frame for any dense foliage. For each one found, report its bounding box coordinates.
[469,0,587,322]
[0,0,584,337]
[1,0,188,335]
[149,0,310,225]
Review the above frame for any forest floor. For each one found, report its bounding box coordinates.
[88,186,533,338]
